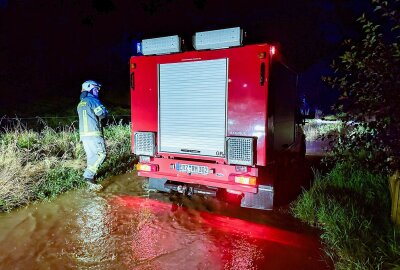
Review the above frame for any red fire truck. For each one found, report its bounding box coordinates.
[130,27,303,210]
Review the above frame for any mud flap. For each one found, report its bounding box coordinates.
[148,177,171,193]
[240,185,274,210]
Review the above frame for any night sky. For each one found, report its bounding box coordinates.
[0,0,371,116]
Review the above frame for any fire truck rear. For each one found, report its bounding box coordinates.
[130,27,301,210]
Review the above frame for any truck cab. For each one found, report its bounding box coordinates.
[130,27,301,210]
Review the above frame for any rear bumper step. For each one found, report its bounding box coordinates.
[148,177,274,210]
[140,171,258,193]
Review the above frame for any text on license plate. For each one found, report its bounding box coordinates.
[176,163,209,175]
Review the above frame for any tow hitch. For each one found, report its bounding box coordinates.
[165,183,217,197]
[148,177,217,197]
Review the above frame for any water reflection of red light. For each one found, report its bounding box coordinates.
[110,195,330,270]
[113,196,316,248]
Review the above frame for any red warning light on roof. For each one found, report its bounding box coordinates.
[270,46,276,56]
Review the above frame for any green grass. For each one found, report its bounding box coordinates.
[0,121,135,212]
[35,167,84,200]
[292,163,400,269]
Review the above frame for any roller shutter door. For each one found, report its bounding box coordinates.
[159,59,227,157]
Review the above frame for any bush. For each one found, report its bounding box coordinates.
[323,0,400,173]
[324,122,395,174]
[292,162,400,269]
[304,2,400,267]
[35,167,84,200]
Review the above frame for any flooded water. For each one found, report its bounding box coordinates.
[0,174,332,270]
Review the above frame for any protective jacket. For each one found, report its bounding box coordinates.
[77,92,108,138]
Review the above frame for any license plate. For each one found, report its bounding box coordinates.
[176,163,209,175]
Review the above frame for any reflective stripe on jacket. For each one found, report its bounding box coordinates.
[77,92,108,138]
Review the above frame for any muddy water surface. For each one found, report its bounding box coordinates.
[0,174,331,270]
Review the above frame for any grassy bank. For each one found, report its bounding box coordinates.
[292,162,400,269]
[0,122,135,212]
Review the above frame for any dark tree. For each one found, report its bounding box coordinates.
[324,0,400,172]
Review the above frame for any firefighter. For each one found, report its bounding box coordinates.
[77,80,108,190]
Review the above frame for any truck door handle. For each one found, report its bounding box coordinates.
[130,72,135,90]
[260,63,265,86]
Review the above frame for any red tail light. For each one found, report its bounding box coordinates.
[233,175,257,185]
[136,163,158,172]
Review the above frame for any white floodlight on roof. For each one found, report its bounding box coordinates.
[193,27,243,50]
[142,35,181,55]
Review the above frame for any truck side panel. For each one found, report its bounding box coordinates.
[268,61,298,151]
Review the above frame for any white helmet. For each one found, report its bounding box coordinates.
[82,80,102,92]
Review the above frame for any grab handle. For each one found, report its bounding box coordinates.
[130,72,135,90]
